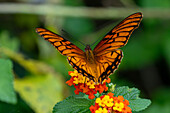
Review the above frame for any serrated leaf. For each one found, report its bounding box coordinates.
[0,59,17,104]
[113,86,140,100]
[129,99,151,111]
[15,74,64,113]
[113,86,151,112]
[53,96,93,113]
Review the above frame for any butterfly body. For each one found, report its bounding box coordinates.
[85,45,94,64]
[36,12,143,83]
[84,45,99,82]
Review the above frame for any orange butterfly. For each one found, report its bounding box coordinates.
[36,12,143,83]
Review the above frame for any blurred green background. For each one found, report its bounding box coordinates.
[0,0,170,113]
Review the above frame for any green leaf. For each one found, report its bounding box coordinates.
[113,86,140,100]
[0,59,17,104]
[129,99,151,112]
[53,96,94,113]
[141,88,170,113]
[15,74,64,113]
[113,86,151,112]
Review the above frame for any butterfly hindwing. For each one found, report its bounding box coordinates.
[96,49,123,82]
[67,56,95,80]
[93,12,143,56]
[36,28,84,57]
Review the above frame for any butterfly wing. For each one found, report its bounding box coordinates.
[36,12,142,83]
[93,12,143,56]
[93,12,142,82]
[36,28,95,80]
[96,49,123,82]
[36,28,85,57]
[67,50,123,83]
[67,56,95,80]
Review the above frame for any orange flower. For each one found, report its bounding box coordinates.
[65,77,74,86]
[79,84,89,93]
[89,93,132,113]
[66,70,110,99]
[88,92,96,99]
[74,85,82,95]
[68,71,73,75]
[89,103,100,113]
[107,92,114,98]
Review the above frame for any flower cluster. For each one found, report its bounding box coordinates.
[66,70,110,99]
[90,92,132,113]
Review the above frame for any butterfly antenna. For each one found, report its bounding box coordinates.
[90,21,116,47]
[90,36,103,46]
[61,29,86,46]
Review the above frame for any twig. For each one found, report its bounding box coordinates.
[0,3,170,19]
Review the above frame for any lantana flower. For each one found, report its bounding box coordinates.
[66,70,110,99]
[89,92,132,113]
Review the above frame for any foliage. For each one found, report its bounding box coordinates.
[0,59,16,104]
[15,74,64,113]
[53,96,93,113]
[53,86,151,113]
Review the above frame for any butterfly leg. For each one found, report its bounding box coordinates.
[84,77,87,87]
[97,77,102,84]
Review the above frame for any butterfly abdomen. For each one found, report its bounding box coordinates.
[85,45,100,82]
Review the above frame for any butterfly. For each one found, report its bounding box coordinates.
[36,12,143,83]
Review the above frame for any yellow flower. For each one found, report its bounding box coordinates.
[96,95,114,107]
[104,100,113,107]
[113,102,124,112]
[86,79,95,89]
[102,95,111,101]
[73,77,79,84]
[77,74,85,83]
[72,70,85,84]
[95,108,108,113]
[102,95,113,107]
[70,70,78,77]
[96,98,103,106]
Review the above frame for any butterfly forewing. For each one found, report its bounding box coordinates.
[92,12,142,82]
[36,28,84,57]
[93,12,143,55]
[36,28,95,80]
